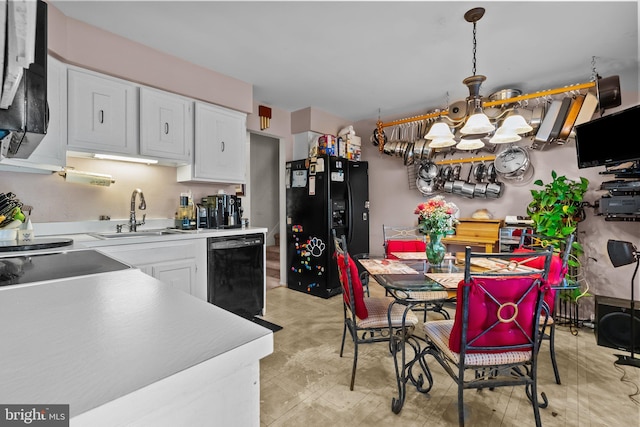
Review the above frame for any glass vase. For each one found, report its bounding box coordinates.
[426,233,446,266]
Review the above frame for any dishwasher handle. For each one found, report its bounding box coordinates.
[208,234,264,250]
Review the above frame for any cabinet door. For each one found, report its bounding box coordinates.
[0,56,67,172]
[140,87,193,163]
[152,259,197,295]
[193,102,246,183]
[67,68,138,155]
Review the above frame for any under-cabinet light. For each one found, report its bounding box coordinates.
[93,154,159,164]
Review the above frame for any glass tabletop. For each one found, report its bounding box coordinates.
[372,263,461,293]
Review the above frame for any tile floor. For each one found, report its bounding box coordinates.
[259,282,640,426]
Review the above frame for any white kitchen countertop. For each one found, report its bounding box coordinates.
[0,219,268,255]
[0,269,273,419]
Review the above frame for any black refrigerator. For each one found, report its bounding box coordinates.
[286,155,369,298]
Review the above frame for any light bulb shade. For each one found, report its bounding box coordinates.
[456,138,485,150]
[425,122,455,140]
[500,114,533,134]
[460,112,494,134]
[428,137,457,148]
[489,127,522,144]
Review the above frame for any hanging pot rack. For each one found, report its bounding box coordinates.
[376,79,598,153]
[435,155,495,165]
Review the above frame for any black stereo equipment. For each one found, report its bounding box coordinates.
[598,195,640,215]
[596,296,640,352]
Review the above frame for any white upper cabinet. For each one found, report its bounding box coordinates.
[139,87,193,163]
[0,56,67,173]
[67,67,138,155]
[177,102,246,183]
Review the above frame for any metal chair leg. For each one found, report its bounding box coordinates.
[350,338,358,390]
[549,323,561,384]
[340,323,347,357]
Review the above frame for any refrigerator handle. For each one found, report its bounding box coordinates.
[347,181,354,245]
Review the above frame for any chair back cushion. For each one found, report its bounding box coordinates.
[336,253,368,319]
[385,240,426,259]
[449,276,543,354]
[511,247,566,311]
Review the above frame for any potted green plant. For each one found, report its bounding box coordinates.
[526,170,589,301]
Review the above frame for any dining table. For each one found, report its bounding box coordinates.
[357,254,579,414]
[357,257,461,414]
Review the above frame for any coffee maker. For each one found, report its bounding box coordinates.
[206,194,242,229]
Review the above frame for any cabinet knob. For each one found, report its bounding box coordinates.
[164,122,169,135]
[99,110,104,124]
[221,141,225,152]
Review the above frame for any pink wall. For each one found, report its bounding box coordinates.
[46,2,252,114]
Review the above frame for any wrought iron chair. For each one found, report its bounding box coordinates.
[516,231,575,384]
[382,224,451,320]
[422,246,554,427]
[382,224,426,259]
[332,230,419,390]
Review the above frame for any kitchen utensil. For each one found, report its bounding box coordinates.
[473,162,486,182]
[416,177,436,196]
[403,142,415,165]
[548,97,572,142]
[486,181,504,198]
[461,181,476,198]
[494,145,530,178]
[473,182,488,198]
[557,94,586,142]
[452,164,462,180]
[489,88,522,107]
[529,102,546,132]
[443,180,454,193]
[534,99,563,144]
[596,74,621,109]
[418,161,438,180]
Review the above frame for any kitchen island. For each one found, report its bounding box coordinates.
[0,268,273,426]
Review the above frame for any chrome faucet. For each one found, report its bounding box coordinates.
[129,188,147,232]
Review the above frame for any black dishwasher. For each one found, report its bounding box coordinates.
[207,233,265,318]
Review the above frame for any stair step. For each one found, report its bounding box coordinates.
[266,258,279,270]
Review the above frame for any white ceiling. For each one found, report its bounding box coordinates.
[50,1,639,122]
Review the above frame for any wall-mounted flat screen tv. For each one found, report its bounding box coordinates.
[574,104,640,168]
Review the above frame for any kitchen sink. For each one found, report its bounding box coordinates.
[90,229,179,239]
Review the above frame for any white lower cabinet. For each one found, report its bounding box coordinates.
[97,239,207,300]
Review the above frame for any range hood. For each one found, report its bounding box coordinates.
[0,0,47,161]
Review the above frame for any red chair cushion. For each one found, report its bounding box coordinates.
[336,253,368,319]
[449,276,544,353]
[385,239,426,259]
[511,247,566,311]
[511,247,565,285]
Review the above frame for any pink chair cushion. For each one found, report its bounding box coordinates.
[511,247,567,311]
[385,240,426,259]
[449,276,544,354]
[336,253,368,319]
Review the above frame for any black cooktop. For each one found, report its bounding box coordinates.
[0,250,132,287]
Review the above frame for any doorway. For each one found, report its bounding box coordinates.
[249,133,280,246]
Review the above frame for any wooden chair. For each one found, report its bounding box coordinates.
[332,230,418,390]
[423,246,554,427]
[516,231,575,384]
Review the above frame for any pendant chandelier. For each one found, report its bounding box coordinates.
[459,7,494,136]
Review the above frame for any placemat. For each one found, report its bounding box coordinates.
[358,259,419,275]
[424,273,465,289]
